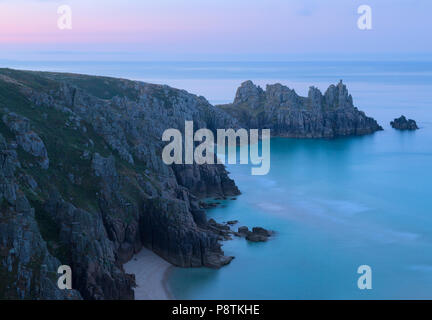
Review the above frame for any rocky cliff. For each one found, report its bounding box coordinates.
[218,80,382,138]
[0,68,239,300]
[0,69,383,300]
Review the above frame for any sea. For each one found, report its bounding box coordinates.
[2,59,432,299]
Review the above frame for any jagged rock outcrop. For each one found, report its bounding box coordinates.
[390,115,419,130]
[0,133,80,299]
[0,68,239,300]
[2,112,49,169]
[141,197,233,268]
[173,163,240,199]
[43,190,135,300]
[237,226,274,242]
[218,80,383,138]
[0,69,385,300]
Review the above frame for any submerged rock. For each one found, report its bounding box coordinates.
[390,115,419,130]
[237,226,274,242]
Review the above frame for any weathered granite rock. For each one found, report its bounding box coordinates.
[140,197,233,268]
[218,80,383,138]
[252,227,273,237]
[390,115,419,130]
[0,133,81,299]
[0,68,241,299]
[207,218,233,240]
[245,233,268,242]
[2,112,49,168]
[227,220,238,225]
[238,226,249,235]
[199,201,220,209]
[173,163,240,199]
[44,190,135,300]
[238,226,274,242]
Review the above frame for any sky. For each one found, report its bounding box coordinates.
[0,0,431,60]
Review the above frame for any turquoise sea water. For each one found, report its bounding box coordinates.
[2,59,432,299]
[162,62,431,299]
[170,131,432,299]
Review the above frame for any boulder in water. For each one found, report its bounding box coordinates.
[390,115,419,130]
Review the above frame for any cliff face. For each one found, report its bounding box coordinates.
[0,69,383,300]
[218,80,383,138]
[0,68,239,300]
[0,134,81,299]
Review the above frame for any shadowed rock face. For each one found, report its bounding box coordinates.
[0,134,81,299]
[218,80,383,138]
[2,112,49,169]
[391,115,419,130]
[0,68,239,300]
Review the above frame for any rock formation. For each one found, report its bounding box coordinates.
[0,69,383,300]
[2,112,49,169]
[390,115,419,130]
[0,133,81,299]
[218,80,383,138]
[0,68,239,300]
[238,226,274,242]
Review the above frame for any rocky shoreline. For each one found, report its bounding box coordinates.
[0,68,381,300]
[207,217,274,243]
[0,68,241,299]
[204,198,275,244]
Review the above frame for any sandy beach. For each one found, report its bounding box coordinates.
[124,248,173,300]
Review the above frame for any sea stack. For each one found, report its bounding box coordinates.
[390,115,419,130]
[217,80,383,138]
